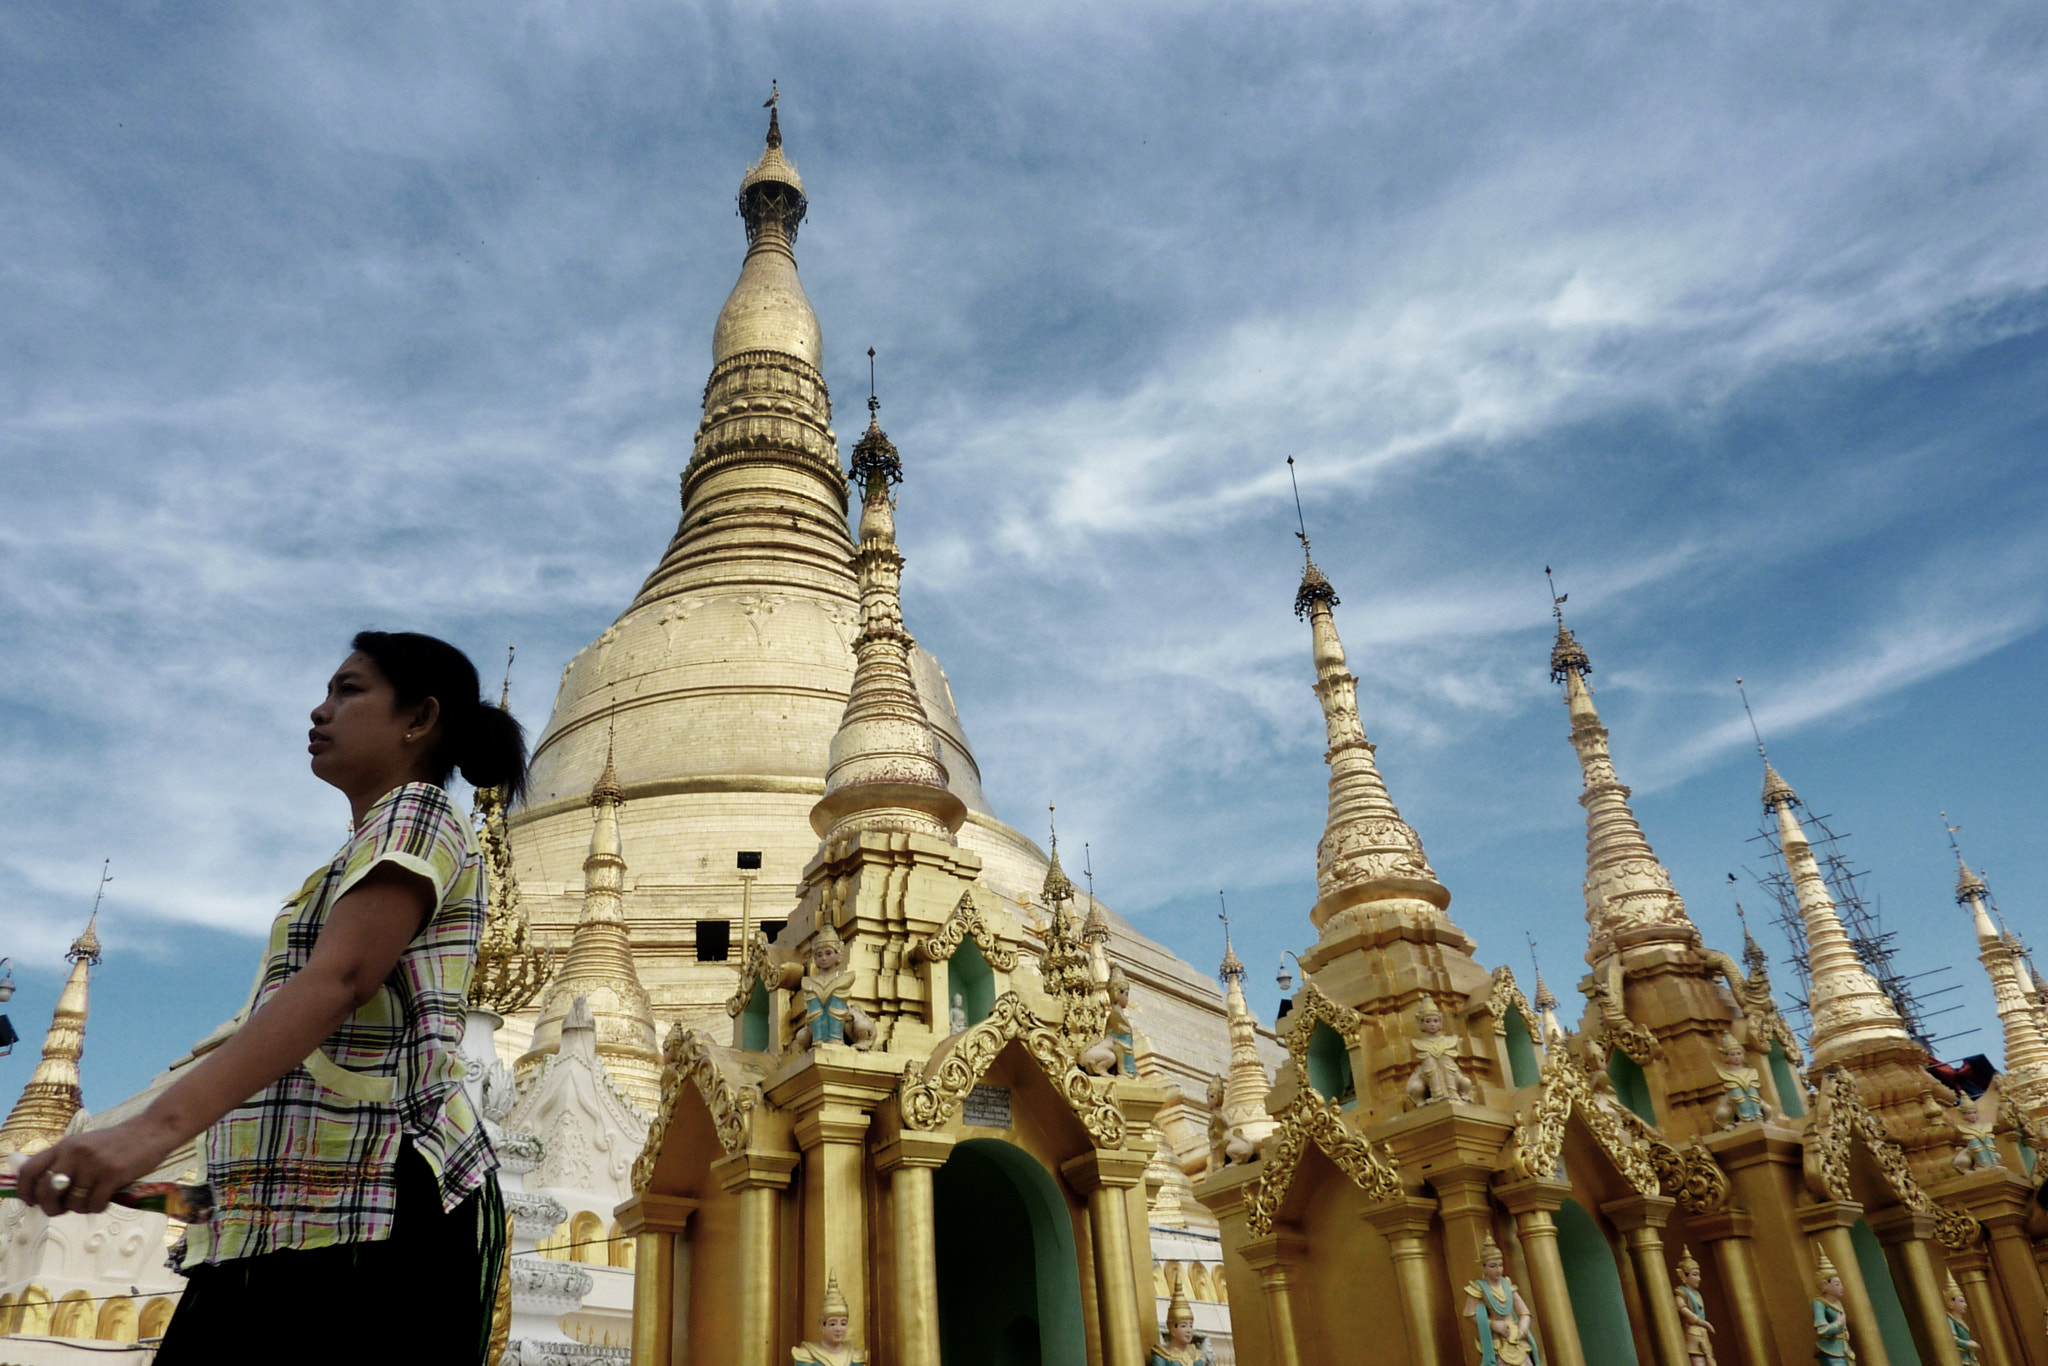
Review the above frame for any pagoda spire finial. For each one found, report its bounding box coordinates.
[514,737,662,1112]
[469,655,547,1017]
[1548,586,1689,955]
[1754,741,1910,1065]
[1217,889,1276,1151]
[810,381,963,845]
[1286,460,1447,931]
[1943,816,2048,1106]
[0,868,110,1155]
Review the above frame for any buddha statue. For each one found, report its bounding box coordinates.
[1406,994,1474,1107]
[1150,1267,1204,1366]
[1712,1033,1771,1129]
[792,1271,864,1366]
[1812,1247,1854,1362]
[1463,1231,1541,1365]
[1673,1249,1716,1366]
[949,992,969,1035]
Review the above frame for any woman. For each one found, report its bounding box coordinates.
[15,631,523,1364]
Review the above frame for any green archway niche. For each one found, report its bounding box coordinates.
[1850,1218,1923,1365]
[1504,1011,1541,1088]
[1307,1021,1356,1108]
[1767,1041,1805,1118]
[933,1138,1087,1366]
[741,981,771,1053]
[951,937,996,1028]
[1556,1199,1640,1366]
[1607,1051,1657,1125]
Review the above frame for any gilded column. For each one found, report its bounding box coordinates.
[795,1104,875,1337]
[1239,1233,1312,1366]
[615,1193,698,1366]
[1063,1151,1151,1366]
[1982,1214,2048,1366]
[713,1149,800,1366]
[874,1131,953,1366]
[1798,1203,1891,1366]
[1602,1194,1692,1366]
[1867,1207,1965,1366]
[1687,1209,1783,1366]
[1497,1179,1588,1366]
[1363,1194,1448,1365]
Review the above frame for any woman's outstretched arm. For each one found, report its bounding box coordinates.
[13,863,433,1215]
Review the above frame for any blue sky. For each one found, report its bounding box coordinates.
[3,1,2046,1109]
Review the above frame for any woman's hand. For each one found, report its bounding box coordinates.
[13,1115,179,1217]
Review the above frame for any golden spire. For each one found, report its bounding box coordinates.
[469,649,548,1016]
[810,372,965,845]
[1761,758,1911,1065]
[0,877,107,1157]
[634,92,848,609]
[1293,538,1447,930]
[1218,904,1276,1149]
[1545,575,1691,955]
[1041,804,1077,911]
[1945,818,2048,1107]
[515,730,663,1112]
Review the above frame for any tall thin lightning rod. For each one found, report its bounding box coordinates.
[867,347,878,422]
[500,645,515,708]
[90,860,112,916]
[1218,890,1232,952]
[1544,566,1567,625]
[1286,456,1310,560]
[1525,931,1541,987]
[1083,843,1096,903]
[1735,678,1768,761]
[1942,811,1965,860]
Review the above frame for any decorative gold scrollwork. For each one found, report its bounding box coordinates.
[723,932,778,1019]
[1280,983,1364,1072]
[917,891,1019,970]
[1647,1140,1731,1214]
[1484,966,1544,1040]
[897,991,1127,1148]
[1242,1092,1404,1238]
[632,1023,763,1192]
[1802,1067,1933,1213]
[1506,1048,1660,1194]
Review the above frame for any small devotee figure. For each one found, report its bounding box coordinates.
[1945,1271,1979,1366]
[1673,1249,1716,1366]
[797,925,875,1050]
[1812,1247,1855,1363]
[1206,1076,1229,1164]
[1406,994,1475,1107]
[1950,1095,2003,1173]
[792,1271,865,1366]
[1712,1034,1772,1130]
[1079,968,1138,1077]
[1150,1268,1204,1366]
[1463,1232,1542,1365]
[948,992,969,1035]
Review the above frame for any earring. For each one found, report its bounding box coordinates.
[404,732,414,743]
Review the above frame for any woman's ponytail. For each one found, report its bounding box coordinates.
[455,701,528,803]
[350,631,529,803]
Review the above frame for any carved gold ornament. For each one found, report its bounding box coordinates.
[917,891,1019,970]
[1485,967,1544,1040]
[1801,1067,1933,1213]
[1242,1091,1404,1238]
[632,1023,764,1192]
[1280,983,1364,1072]
[723,931,779,1019]
[897,991,1127,1148]
[1506,1048,1660,1194]
[1647,1140,1731,1214]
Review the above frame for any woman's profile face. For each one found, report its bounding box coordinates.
[309,652,424,793]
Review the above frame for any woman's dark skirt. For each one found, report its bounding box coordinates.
[155,1142,505,1365]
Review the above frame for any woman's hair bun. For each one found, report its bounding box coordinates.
[350,631,529,803]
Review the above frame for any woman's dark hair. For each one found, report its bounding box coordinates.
[350,631,528,803]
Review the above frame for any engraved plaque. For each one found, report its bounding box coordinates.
[963,1085,1012,1129]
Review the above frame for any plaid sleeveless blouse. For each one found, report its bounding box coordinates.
[182,782,496,1266]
